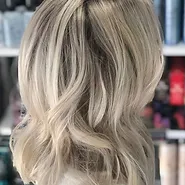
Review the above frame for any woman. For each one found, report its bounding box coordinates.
[10,0,164,185]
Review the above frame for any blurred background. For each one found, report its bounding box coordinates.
[0,0,184,185]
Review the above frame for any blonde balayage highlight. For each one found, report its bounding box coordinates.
[10,0,164,185]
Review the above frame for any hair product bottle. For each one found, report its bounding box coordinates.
[24,11,34,28]
[178,140,185,185]
[153,0,164,32]
[154,142,161,185]
[169,57,185,106]
[0,0,15,11]
[165,0,182,44]
[0,12,4,48]
[3,11,24,48]
[183,0,185,43]
[160,140,178,185]
[25,0,40,10]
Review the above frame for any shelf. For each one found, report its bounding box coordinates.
[150,129,185,140]
[150,129,166,139]
[166,130,185,140]
[0,44,184,57]
[0,48,19,57]
[163,43,185,56]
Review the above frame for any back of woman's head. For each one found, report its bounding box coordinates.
[10,0,164,185]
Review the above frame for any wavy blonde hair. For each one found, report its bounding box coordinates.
[10,0,164,185]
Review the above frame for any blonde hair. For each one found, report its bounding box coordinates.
[10,0,164,185]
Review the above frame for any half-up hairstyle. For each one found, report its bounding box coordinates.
[10,0,164,185]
